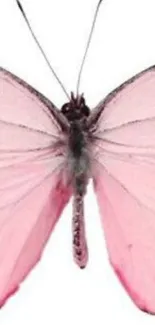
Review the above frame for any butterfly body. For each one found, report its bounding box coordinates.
[62,93,90,268]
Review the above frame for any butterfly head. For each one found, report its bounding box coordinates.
[61,92,90,122]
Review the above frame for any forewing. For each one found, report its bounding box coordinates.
[88,65,155,134]
[0,69,71,306]
[90,65,155,314]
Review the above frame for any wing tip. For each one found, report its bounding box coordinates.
[0,253,43,308]
[0,286,19,308]
[140,306,155,316]
[111,262,155,315]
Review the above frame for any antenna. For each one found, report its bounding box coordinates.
[16,0,70,100]
[76,0,104,96]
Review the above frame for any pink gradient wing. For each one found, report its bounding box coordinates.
[90,65,155,314]
[0,68,71,306]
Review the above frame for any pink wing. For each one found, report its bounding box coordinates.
[89,65,155,314]
[0,68,71,307]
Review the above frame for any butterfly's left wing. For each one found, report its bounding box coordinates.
[0,68,71,307]
[88,65,155,314]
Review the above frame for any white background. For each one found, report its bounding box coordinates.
[0,0,154,324]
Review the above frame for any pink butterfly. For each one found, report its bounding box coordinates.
[0,0,155,314]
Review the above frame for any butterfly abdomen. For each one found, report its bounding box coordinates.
[72,194,88,268]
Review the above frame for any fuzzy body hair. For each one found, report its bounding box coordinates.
[68,120,90,195]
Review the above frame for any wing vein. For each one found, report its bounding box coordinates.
[93,156,155,215]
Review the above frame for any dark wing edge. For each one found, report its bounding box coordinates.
[0,67,69,132]
[87,64,155,128]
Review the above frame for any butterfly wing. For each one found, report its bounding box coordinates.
[89,65,155,314]
[0,68,71,306]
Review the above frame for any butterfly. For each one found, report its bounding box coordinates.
[0,0,155,314]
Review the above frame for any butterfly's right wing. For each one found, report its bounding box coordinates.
[89,66,155,314]
[0,68,71,307]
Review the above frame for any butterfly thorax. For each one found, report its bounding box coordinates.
[61,93,90,194]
